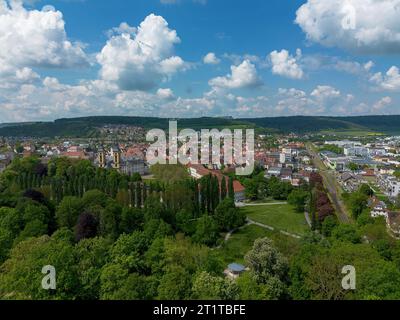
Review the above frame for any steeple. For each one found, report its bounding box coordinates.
[112,145,121,171]
[98,146,106,168]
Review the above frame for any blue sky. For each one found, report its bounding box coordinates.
[0,0,400,122]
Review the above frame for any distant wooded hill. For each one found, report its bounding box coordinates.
[1,115,400,137]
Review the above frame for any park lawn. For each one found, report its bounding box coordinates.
[218,224,302,266]
[242,204,309,236]
[218,224,274,265]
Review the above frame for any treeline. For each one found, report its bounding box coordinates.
[307,172,336,230]
[0,116,251,138]
[319,144,344,155]
[5,115,400,138]
[5,157,153,207]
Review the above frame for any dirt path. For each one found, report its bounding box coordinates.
[237,202,288,207]
[221,218,302,246]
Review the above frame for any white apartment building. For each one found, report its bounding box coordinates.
[344,147,369,157]
[377,174,400,198]
[279,153,292,164]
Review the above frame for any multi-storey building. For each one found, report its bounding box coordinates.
[377,174,400,198]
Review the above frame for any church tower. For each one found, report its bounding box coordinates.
[98,146,106,168]
[112,145,121,171]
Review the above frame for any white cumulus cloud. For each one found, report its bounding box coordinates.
[97,14,186,91]
[295,0,400,53]
[208,60,262,89]
[203,52,220,65]
[270,49,304,79]
[373,96,392,112]
[370,66,400,91]
[0,0,88,73]
[157,88,175,100]
[311,85,341,100]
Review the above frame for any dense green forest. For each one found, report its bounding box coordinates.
[0,117,252,138]
[1,157,400,300]
[2,115,400,137]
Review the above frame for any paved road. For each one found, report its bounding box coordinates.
[307,143,351,223]
[223,222,252,242]
[236,202,288,207]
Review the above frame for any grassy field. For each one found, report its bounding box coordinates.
[218,224,273,265]
[242,203,309,236]
[218,224,302,265]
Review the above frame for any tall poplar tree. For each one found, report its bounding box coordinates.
[221,176,227,200]
[228,177,235,200]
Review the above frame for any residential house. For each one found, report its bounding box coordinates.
[362,169,375,177]
[369,197,388,218]
[377,174,400,198]
[298,170,311,183]
[338,172,359,192]
[291,174,303,187]
[280,167,293,182]
[0,152,13,173]
[266,167,282,177]
[188,164,211,180]
[233,180,246,202]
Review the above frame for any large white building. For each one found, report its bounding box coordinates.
[344,147,369,157]
[325,140,361,148]
[377,174,400,198]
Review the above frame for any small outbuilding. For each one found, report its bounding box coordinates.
[224,263,246,279]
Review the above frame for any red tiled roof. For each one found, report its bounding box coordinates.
[61,151,87,159]
[124,147,145,158]
[363,169,375,177]
[188,164,212,176]
[233,180,245,193]
[188,164,245,194]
